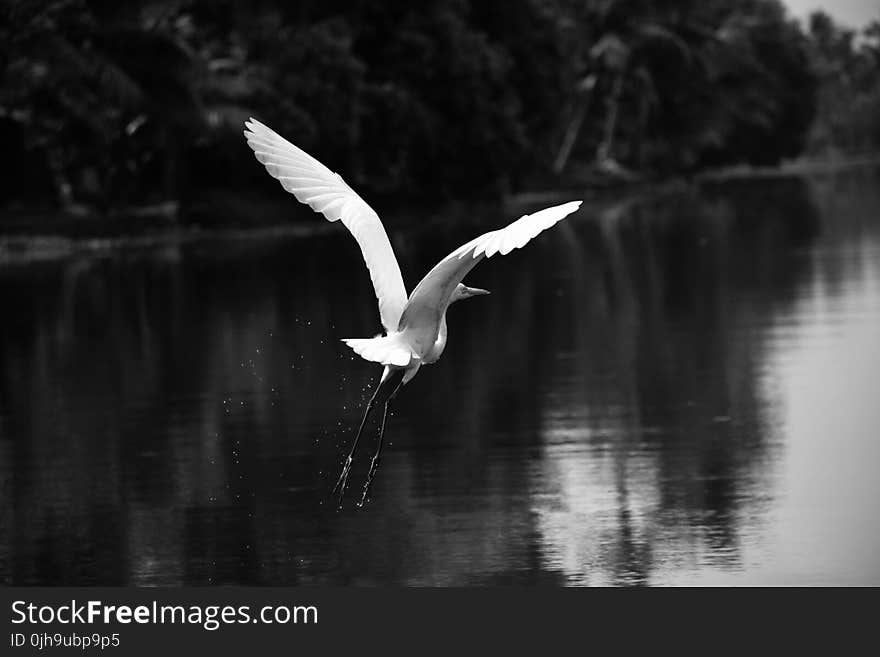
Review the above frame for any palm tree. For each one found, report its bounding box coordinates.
[552,0,805,175]
[553,1,694,174]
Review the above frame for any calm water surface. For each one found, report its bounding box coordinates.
[2,168,879,585]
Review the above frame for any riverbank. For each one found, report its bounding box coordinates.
[695,153,880,181]
[3,155,878,265]
[508,153,880,205]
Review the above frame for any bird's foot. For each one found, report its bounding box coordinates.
[331,456,354,507]
[357,456,382,508]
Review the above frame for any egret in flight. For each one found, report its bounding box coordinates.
[244,118,581,506]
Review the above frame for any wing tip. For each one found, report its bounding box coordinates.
[553,199,583,216]
[243,117,271,141]
[533,199,583,226]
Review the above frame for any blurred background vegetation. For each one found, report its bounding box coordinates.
[1,0,878,219]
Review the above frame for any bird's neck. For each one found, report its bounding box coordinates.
[424,313,448,364]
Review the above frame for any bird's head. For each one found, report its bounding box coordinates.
[452,283,490,303]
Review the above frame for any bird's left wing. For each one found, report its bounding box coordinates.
[398,201,582,331]
[244,118,408,333]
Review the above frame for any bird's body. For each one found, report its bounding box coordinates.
[243,118,581,505]
[350,287,457,390]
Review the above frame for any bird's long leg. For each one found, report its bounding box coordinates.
[331,381,382,504]
[358,381,403,507]
[358,402,389,507]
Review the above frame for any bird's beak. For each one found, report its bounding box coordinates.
[463,286,490,297]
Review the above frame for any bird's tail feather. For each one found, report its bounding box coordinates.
[342,335,414,367]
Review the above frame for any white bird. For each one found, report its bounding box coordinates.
[244,118,582,506]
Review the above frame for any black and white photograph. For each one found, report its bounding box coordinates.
[2,0,880,595]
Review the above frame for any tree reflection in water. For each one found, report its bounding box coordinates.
[2,168,879,585]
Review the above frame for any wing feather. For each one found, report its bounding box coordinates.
[244,118,408,332]
[399,201,582,332]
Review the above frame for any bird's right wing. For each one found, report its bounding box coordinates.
[244,118,408,333]
[399,201,582,331]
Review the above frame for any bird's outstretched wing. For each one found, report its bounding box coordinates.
[399,201,582,331]
[243,118,408,333]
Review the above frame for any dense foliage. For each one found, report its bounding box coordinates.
[805,12,880,156]
[1,0,877,213]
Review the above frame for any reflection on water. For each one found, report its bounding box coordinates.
[1,168,879,585]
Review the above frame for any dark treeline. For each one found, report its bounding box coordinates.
[1,0,879,215]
